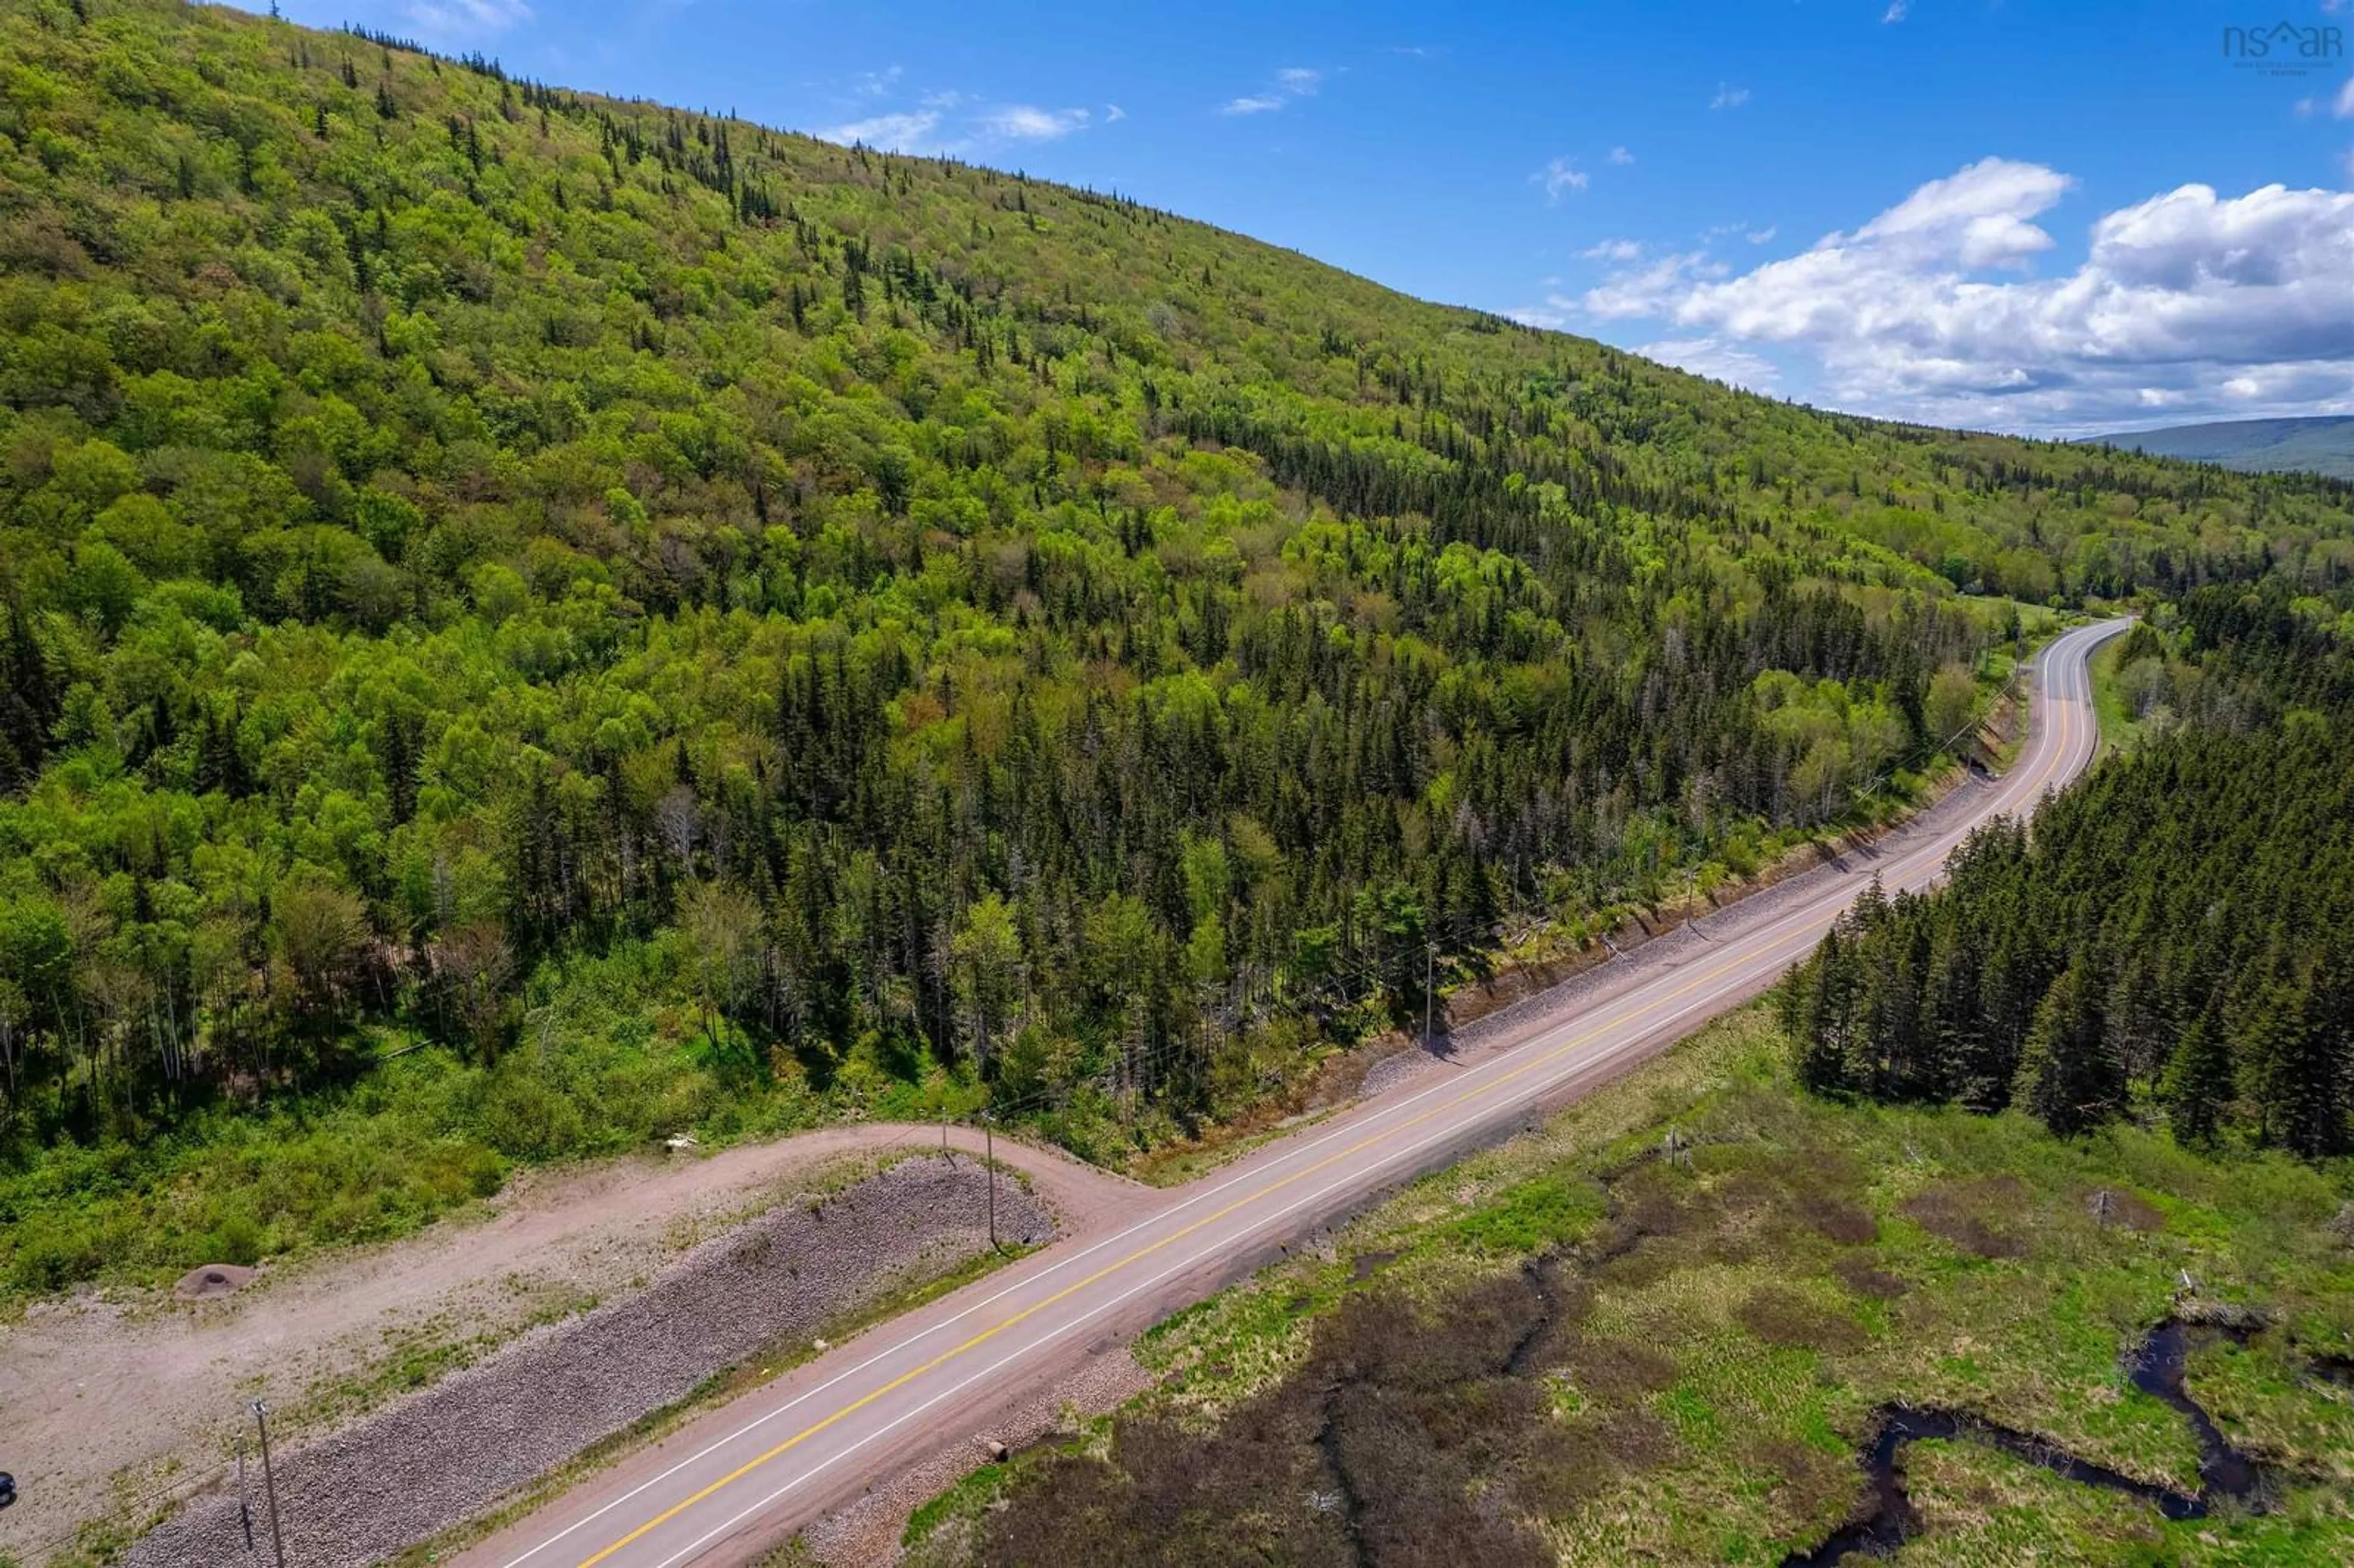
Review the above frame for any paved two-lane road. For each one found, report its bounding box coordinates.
[472,617,2128,1568]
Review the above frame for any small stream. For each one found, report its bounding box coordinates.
[1783,1319,2270,1565]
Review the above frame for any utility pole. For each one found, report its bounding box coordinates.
[1424,939,1437,1049]
[251,1400,286,1568]
[983,1109,998,1251]
[235,1436,256,1557]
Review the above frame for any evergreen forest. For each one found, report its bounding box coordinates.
[1785,580,2354,1156]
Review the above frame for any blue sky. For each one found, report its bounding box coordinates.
[253,1,2353,436]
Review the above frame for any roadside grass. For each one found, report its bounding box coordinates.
[897,1410,1121,1567]
[902,1458,1013,1553]
[1126,1100,1340,1189]
[917,1002,2354,1566]
[288,1282,601,1441]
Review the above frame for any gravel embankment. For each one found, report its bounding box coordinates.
[123,1155,1052,1568]
[1361,766,2011,1101]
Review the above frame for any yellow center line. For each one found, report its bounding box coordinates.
[576,633,2093,1567]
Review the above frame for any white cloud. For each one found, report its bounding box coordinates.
[1746,226,1777,245]
[1638,337,1781,390]
[1581,238,1644,262]
[1221,66,1322,116]
[1533,156,1589,202]
[1883,1,1910,22]
[1505,297,1579,331]
[2336,75,2354,116]
[1609,146,1635,166]
[856,66,905,98]
[401,0,529,36]
[818,111,942,154]
[1583,251,1723,318]
[983,105,1091,141]
[1105,104,1127,123]
[1583,157,2354,432]
[817,88,1107,155]
[1851,156,2070,267]
[1711,83,1751,110]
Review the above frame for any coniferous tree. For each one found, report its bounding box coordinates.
[0,601,55,791]
[2238,958,2348,1159]
[2016,957,2119,1136]
[1790,926,1857,1095]
[2158,1008,2232,1147]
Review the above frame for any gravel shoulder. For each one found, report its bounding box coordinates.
[0,1125,1141,1567]
[1359,763,2015,1106]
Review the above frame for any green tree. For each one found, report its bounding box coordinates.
[2158,1010,2232,1147]
[2015,959,2119,1137]
[952,894,1022,1071]
[1925,662,1979,747]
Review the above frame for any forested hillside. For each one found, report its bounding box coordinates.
[2094,417,2354,482]
[1785,580,2354,1155]
[3,0,2352,1292]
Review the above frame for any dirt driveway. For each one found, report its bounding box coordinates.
[0,1123,1145,1564]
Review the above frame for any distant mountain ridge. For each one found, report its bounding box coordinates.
[2089,416,2354,480]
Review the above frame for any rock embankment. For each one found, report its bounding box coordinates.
[124,1155,1050,1568]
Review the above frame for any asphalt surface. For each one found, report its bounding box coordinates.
[468,617,2127,1568]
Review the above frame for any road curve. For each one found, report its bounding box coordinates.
[467,617,2129,1568]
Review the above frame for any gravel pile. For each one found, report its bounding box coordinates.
[124,1155,1052,1568]
[172,1263,255,1300]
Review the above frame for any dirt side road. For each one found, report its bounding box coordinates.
[0,1125,1144,1565]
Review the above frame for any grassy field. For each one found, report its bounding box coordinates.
[906,1007,2354,1566]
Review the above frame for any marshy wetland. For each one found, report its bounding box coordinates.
[903,1007,2354,1566]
